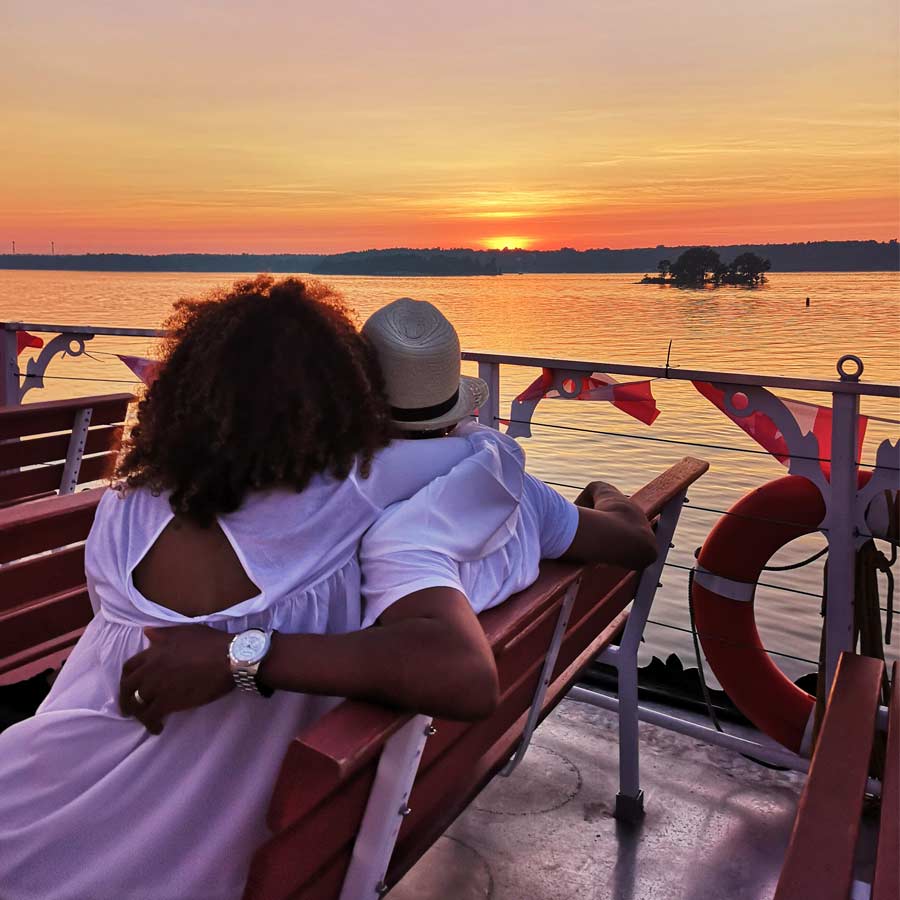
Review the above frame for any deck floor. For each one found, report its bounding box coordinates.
[393,698,805,900]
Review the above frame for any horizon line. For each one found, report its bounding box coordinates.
[1,237,898,258]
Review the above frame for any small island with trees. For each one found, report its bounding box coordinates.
[641,246,771,287]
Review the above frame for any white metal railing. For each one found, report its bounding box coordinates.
[2,320,898,778]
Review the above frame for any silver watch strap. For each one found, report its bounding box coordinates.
[233,668,261,694]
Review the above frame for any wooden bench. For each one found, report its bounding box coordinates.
[0,457,709,899]
[774,652,898,900]
[0,393,133,508]
[243,456,709,900]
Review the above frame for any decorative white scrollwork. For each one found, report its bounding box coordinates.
[18,333,95,402]
[713,382,828,493]
[506,368,588,438]
[712,380,898,547]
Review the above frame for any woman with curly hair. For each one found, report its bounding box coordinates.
[0,276,503,900]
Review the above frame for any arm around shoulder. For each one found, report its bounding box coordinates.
[120,586,500,732]
[261,586,500,721]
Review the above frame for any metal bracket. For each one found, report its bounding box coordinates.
[59,408,93,494]
[501,577,581,776]
[18,332,95,402]
[339,715,434,900]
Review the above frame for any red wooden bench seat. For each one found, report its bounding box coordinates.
[774,653,898,900]
[0,393,132,507]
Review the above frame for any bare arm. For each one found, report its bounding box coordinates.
[120,587,499,734]
[558,480,657,570]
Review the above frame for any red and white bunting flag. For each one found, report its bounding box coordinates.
[693,381,867,477]
[116,354,161,386]
[506,367,659,437]
[16,331,43,354]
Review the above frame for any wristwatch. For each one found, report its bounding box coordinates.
[228,628,274,697]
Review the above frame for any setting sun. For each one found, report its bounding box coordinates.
[481,236,535,251]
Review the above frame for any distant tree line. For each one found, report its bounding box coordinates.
[645,247,771,287]
[312,251,500,276]
[0,240,895,274]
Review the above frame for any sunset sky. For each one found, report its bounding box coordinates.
[2,1,898,253]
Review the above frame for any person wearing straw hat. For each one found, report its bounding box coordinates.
[359,297,658,624]
[361,297,488,438]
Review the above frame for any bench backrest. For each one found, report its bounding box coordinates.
[244,457,708,900]
[0,393,133,507]
[0,487,104,683]
[774,653,898,900]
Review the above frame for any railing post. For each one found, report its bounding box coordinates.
[477,360,500,430]
[1,326,18,406]
[824,363,861,692]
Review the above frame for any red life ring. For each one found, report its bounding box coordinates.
[691,475,824,754]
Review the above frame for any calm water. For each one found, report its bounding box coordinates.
[2,270,898,680]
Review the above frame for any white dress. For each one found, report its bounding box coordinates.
[0,429,524,900]
[361,422,580,624]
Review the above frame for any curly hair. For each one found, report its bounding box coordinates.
[116,275,392,525]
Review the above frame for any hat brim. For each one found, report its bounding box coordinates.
[392,375,489,432]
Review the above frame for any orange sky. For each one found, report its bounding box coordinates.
[1,1,898,253]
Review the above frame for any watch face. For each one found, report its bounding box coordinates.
[232,630,268,664]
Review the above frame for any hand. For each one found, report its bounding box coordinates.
[574,480,626,510]
[119,625,234,734]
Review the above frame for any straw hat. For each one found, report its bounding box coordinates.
[363,298,488,432]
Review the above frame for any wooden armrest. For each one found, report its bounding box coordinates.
[630,456,709,520]
[873,661,899,900]
[775,652,885,900]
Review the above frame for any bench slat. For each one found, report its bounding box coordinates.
[0,587,94,665]
[0,393,132,440]
[0,452,114,505]
[0,487,104,564]
[774,652,885,900]
[479,563,583,649]
[0,425,122,471]
[873,660,899,900]
[0,627,87,680]
[0,544,86,612]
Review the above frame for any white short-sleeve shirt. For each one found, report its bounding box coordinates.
[361,426,579,624]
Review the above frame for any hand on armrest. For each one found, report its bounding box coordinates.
[561,480,658,570]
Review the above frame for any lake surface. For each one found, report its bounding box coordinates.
[2,270,898,680]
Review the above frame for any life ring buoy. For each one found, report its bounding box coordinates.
[691,475,824,754]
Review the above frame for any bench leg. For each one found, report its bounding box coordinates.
[338,714,434,900]
[501,577,581,777]
[614,651,645,823]
[601,489,688,823]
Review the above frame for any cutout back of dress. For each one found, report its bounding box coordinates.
[132,517,261,618]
